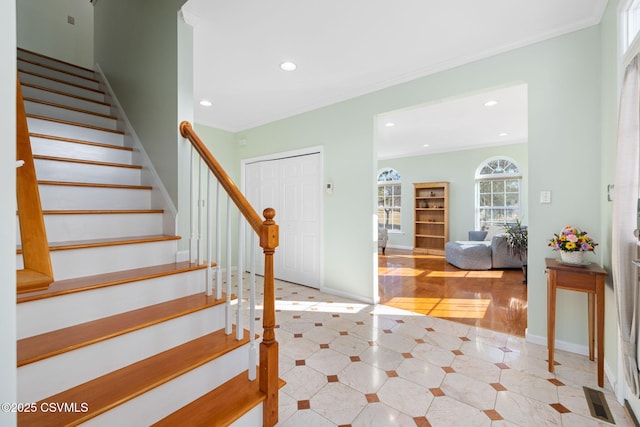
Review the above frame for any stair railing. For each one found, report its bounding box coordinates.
[15,74,54,293]
[179,121,279,427]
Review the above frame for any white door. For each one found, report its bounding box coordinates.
[245,152,321,288]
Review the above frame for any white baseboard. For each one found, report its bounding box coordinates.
[319,286,376,305]
[387,244,413,251]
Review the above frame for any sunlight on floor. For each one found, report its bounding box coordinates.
[426,270,504,278]
[385,296,491,319]
[379,267,425,277]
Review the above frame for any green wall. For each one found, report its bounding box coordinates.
[93,0,188,208]
[379,143,528,248]
[17,0,94,69]
[237,25,606,344]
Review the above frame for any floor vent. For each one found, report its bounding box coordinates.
[584,386,615,424]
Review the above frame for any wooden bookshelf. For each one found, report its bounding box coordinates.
[414,182,449,255]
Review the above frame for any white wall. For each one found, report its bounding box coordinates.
[1,2,17,425]
[17,0,93,69]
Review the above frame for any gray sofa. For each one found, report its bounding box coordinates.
[445,231,525,270]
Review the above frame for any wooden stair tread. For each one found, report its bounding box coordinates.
[153,371,265,427]
[17,261,208,303]
[18,327,250,427]
[24,97,117,120]
[18,292,226,366]
[21,82,110,107]
[30,133,132,151]
[40,209,164,215]
[18,57,100,83]
[16,269,53,293]
[38,180,150,190]
[18,47,96,74]
[18,68,104,94]
[26,114,124,134]
[16,235,181,254]
[32,154,141,169]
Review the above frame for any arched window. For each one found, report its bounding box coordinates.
[475,157,522,229]
[377,168,401,231]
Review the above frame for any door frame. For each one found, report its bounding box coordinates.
[241,146,324,289]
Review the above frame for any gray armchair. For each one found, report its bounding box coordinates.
[378,227,388,254]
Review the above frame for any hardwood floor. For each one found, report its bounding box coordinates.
[378,248,527,337]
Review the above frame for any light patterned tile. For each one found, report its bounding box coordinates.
[451,355,501,384]
[459,340,506,364]
[376,330,418,353]
[495,391,562,426]
[280,335,323,361]
[396,357,446,389]
[309,382,368,425]
[377,377,434,417]
[466,327,510,349]
[391,322,429,340]
[440,372,497,411]
[329,334,370,357]
[277,407,335,427]
[302,326,341,345]
[359,345,406,371]
[352,402,418,427]
[339,360,388,394]
[425,396,491,427]
[306,348,351,375]
[411,342,456,367]
[499,368,559,404]
[281,365,330,400]
[423,330,464,351]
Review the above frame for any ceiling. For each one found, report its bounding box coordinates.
[182,0,607,157]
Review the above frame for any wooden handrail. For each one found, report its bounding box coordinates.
[179,121,279,426]
[16,74,54,294]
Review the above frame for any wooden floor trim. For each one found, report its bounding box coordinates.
[30,133,132,151]
[18,57,100,84]
[17,262,208,303]
[38,180,151,190]
[18,292,227,366]
[24,97,118,120]
[33,154,141,169]
[19,68,104,95]
[27,114,124,135]
[18,47,95,74]
[21,82,111,107]
[17,327,249,427]
[16,235,181,255]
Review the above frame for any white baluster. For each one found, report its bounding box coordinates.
[189,146,196,263]
[225,196,232,335]
[236,213,244,340]
[248,232,257,381]
[205,173,213,296]
[215,182,222,300]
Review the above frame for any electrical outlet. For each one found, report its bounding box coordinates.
[540,191,551,204]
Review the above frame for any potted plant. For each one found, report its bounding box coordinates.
[503,219,528,284]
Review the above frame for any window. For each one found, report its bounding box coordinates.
[627,0,640,51]
[475,158,522,230]
[377,168,401,231]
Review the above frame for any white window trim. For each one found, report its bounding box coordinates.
[377,168,402,232]
[474,157,522,230]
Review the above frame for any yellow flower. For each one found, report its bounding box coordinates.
[565,242,577,250]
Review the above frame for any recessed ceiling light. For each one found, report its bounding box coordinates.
[499,132,509,137]
[484,100,498,107]
[199,99,213,107]
[423,144,429,147]
[280,61,297,71]
[385,122,395,127]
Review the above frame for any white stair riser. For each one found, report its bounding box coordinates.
[19,71,104,102]
[18,59,101,90]
[18,305,227,402]
[230,404,263,427]
[17,213,163,243]
[83,345,252,426]
[17,269,207,338]
[34,159,141,185]
[17,50,95,80]
[31,137,132,164]
[39,185,151,210]
[17,240,179,281]
[25,100,118,130]
[22,85,111,116]
[27,117,124,146]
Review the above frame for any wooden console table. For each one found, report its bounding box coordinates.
[545,258,608,387]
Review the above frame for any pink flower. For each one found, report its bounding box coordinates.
[567,234,578,243]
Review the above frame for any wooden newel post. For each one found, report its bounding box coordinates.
[259,208,279,427]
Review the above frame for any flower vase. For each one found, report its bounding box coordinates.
[560,251,584,265]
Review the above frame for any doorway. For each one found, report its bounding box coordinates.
[243,149,322,288]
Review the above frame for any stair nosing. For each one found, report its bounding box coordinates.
[17,262,209,303]
[27,114,124,135]
[21,82,111,107]
[24,97,118,121]
[17,292,227,367]
[30,133,132,151]
[38,180,151,190]
[18,47,95,74]
[39,209,164,215]
[16,235,181,255]
[18,57,100,84]
[18,68,104,95]
[33,154,141,170]
[17,327,249,427]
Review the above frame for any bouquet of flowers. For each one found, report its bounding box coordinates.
[548,226,598,252]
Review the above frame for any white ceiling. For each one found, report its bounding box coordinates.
[182,0,607,157]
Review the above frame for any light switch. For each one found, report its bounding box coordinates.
[540,191,551,204]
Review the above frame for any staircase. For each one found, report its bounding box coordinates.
[15,48,273,426]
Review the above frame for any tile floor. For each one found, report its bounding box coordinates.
[240,278,632,426]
